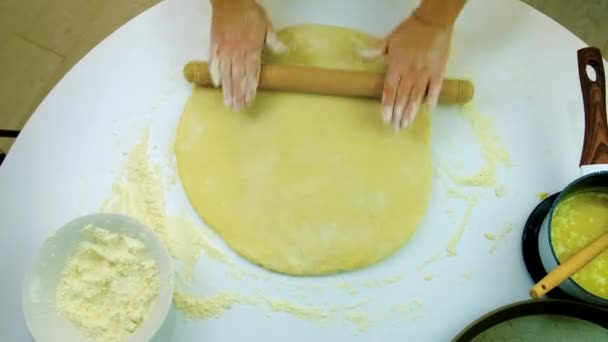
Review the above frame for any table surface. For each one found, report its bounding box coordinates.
[0,0,600,340]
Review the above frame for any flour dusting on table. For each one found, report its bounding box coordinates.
[99,128,434,331]
[101,129,212,282]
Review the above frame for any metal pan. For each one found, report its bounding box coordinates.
[452,299,608,341]
[537,47,608,306]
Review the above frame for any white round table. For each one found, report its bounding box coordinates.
[0,0,598,340]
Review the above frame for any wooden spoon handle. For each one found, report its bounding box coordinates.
[530,232,608,299]
[578,47,608,166]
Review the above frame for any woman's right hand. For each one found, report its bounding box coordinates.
[209,0,286,111]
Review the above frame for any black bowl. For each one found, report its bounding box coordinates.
[452,299,608,341]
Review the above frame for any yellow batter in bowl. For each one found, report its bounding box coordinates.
[551,188,608,300]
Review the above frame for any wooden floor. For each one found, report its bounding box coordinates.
[0,0,607,153]
[0,0,159,152]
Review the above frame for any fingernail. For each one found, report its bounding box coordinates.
[403,114,411,129]
[382,107,392,123]
[210,59,221,87]
[392,115,401,132]
[360,48,380,59]
[396,104,404,118]
[429,95,439,113]
[406,103,418,127]
[428,100,436,113]
[245,90,254,107]
[232,99,242,111]
[275,40,288,53]
[267,32,288,54]
[224,94,232,108]
[269,41,287,54]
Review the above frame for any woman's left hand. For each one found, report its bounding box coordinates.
[363,14,454,131]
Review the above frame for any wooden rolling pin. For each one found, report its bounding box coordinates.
[183,61,474,104]
[529,231,608,299]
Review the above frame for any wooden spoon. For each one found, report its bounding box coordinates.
[530,231,608,299]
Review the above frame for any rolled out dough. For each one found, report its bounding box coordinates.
[175,25,433,275]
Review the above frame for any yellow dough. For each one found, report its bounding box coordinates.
[175,25,433,275]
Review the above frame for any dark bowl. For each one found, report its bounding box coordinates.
[452,299,608,341]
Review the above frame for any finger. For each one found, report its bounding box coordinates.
[258,5,287,54]
[393,74,414,131]
[427,74,443,113]
[244,52,261,107]
[402,76,428,129]
[220,54,234,108]
[360,40,386,61]
[381,68,400,125]
[266,29,288,54]
[209,41,221,87]
[231,52,247,111]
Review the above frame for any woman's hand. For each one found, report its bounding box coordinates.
[363,0,465,131]
[209,0,286,111]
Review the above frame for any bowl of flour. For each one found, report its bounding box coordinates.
[23,213,174,342]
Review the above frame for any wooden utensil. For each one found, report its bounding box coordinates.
[530,231,608,299]
[183,61,474,104]
[578,47,608,166]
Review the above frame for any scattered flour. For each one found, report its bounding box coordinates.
[443,103,511,187]
[101,129,207,281]
[417,251,447,271]
[462,272,474,280]
[494,184,507,197]
[389,299,425,321]
[345,311,371,332]
[423,103,512,286]
[446,196,478,256]
[266,299,332,322]
[338,282,359,296]
[173,290,244,319]
[173,291,334,324]
[537,192,550,201]
[488,224,514,254]
[484,232,497,241]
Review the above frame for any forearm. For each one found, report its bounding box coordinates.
[414,0,466,27]
[211,0,255,9]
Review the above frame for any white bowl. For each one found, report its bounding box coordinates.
[22,213,174,342]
